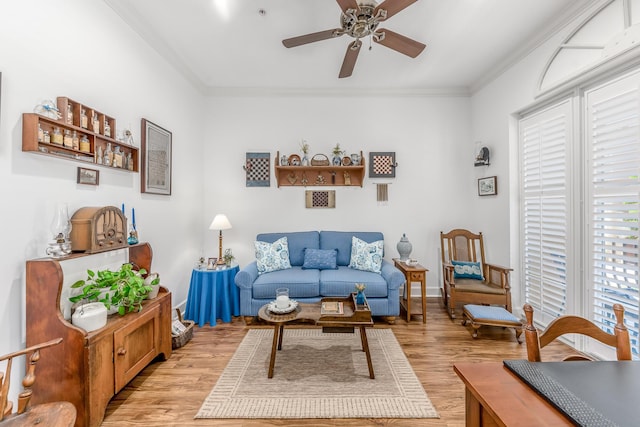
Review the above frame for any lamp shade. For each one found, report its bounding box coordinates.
[209,214,232,231]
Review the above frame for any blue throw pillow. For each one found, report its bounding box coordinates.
[348,236,383,274]
[452,260,484,280]
[255,237,292,275]
[302,248,338,270]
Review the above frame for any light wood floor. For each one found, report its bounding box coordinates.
[102,299,570,427]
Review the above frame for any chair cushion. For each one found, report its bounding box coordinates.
[302,248,338,270]
[255,237,292,275]
[348,236,383,274]
[454,278,506,295]
[252,267,320,299]
[452,260,484,280]
[320,267,388,297]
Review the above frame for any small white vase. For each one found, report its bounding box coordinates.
[397,233,413,261]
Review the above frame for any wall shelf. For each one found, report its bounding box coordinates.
[274,150,365,187]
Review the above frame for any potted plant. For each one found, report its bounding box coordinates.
[332,143,344,165]
[223,248,235,267]
[300,139,310,166]
[69,263,153,316]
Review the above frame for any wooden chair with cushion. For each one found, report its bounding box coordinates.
[440,229,512,319]
[523,303,631,361]
[1,338,76,427]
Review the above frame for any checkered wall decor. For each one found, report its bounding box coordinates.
[245,152,270,187]
[305,190,336,208]
[368,152,397,178]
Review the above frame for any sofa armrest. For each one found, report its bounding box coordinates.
[235,261,259,289]
[381,260,405,290]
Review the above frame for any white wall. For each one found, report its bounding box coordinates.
[204,95,473,293]
[0,0,205,371]
[469,2,608,310]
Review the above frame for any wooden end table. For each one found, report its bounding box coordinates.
[393,259,428,323]
[257,294,375,379]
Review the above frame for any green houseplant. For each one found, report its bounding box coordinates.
[69,263,153,315]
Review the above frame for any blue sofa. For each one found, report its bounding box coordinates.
[234,231,405,320]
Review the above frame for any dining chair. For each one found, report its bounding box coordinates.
[523,303,631,361]
[1,338,76,426]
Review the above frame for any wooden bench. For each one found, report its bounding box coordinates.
[462,304,522,342]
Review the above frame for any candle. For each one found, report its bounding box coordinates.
[121,203,125,214]
[132,208,136,230]
[276,295,290,309]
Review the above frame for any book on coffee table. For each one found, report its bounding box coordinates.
[321,301,344,315]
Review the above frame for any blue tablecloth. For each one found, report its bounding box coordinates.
[184,266,240,327]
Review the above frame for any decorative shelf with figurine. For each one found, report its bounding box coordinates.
[22,97,139,172]
[274,150,365,187]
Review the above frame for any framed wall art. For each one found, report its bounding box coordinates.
[369,152,397,178]
[305,190,336,208]
[141,118,172,195]
[77,167,99,185]
[245,152,270,187]
[478,176,497,196]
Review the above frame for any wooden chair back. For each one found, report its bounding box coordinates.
[1,338,76,426]
[440,228,486,266]
[523,303,631,362]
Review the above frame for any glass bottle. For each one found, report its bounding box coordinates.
[92,112,100,133]
[113,145,122,168]
[51,127,63,145]
[72,130,80,150]
[66,104,73,125]
[38,124,44,142]
[80,109,88,129]
[63,129,73,148]
[104,143,112,166]
[104,120,111,138]
[127,152,134,171]
[79,134,90,153]
[96,145,103,164]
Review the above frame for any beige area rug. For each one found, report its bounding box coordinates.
[196,328,439,419]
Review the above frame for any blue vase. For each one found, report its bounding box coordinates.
[356,290,365,305]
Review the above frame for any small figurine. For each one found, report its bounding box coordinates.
[344,171,351,185]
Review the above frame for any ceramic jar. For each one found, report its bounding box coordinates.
[397,233,413,261]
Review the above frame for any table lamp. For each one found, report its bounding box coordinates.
[209,214,232,265]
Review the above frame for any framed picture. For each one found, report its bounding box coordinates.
[141,118,172,195]
[207,258,218,270]
[245,152,270,187]
[478,176,497,196]
[369,152,397,178]
[77,167,99,185]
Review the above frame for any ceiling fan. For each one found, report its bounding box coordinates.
[282,0,426,78]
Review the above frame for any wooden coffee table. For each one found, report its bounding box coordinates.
[257,293,375,379]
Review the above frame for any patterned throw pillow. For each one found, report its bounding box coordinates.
[302,248,338,270]
[348,236,383,274]
[452,260,484,280]
[255,237,292,275]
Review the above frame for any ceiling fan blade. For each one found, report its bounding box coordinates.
[339,40,362,78]
[336,0,359,14]
[374,0,418,21]
[282,29,343,48]
[374,29,425,58]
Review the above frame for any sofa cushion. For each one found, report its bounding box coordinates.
[257,231,319,266]
[452,260,484,280]
[348,236,383,274]
[320,231,384,266]
[320,267,388,298]
[252,267,320,299]
[255,237,292,275]
[302,248,338,270]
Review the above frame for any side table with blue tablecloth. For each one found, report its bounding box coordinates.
[184,265,240,327]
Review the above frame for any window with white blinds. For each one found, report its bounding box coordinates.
[585,73,640,359]
[519,101,572,326]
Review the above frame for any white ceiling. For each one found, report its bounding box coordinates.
[105,0,593,94]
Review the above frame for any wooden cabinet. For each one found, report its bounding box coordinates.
[22,96,138,172]
[25,243,171,427]
[274,151,366,187]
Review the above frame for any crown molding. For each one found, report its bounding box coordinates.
[204,86,470,98]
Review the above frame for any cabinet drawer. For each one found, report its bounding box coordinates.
[410,272,425,281]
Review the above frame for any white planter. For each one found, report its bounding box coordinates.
[72,302,107,332]
[145,273,160,299]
